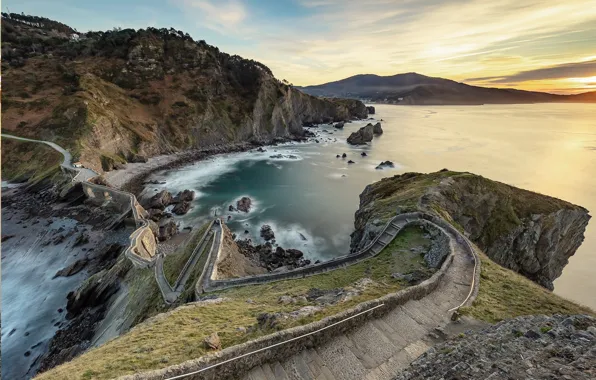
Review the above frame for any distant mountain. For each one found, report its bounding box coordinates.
[297,72,596,105]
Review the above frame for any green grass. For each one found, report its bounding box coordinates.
[460,250,595,323]
[162,222,211,285]
[1,138,63,182]
[36,226,430,380]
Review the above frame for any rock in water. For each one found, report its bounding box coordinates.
[148,190,173,210]
[260,225,275,241]
[373,122,383,134]
[347,123,374,145]
[342,153,347,158]
[375,161,395,169]
[172,201,191,215]
[366,106,375,114]
[236,197,252,213]
[333,122,344,129]
[361,152,367,157]
[175,189,195,202]
[348,160,355,164]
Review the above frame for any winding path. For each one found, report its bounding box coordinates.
[1,133,98,181]
[241,222,475,380]
[155,221,220,304]
[1,133,158,267]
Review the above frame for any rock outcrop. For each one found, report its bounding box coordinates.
[213,224,266,279]
[347,123,374,145]
[366,106,375,114]
[375,161,394,169]
[236,197,252,213]
[260,224,275,241]
[372,122,383,134]
[2,14,367,174]
[396,314,596,380]
[352,170,591,289]
[148,190,173,210]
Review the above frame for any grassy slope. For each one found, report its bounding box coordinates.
[461,250,595,323]
[162,222,211,285]
[1,138,63,182]
[36,226,430,380]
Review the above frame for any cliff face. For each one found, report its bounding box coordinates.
[352,171,591,290]
[1,14,367,173]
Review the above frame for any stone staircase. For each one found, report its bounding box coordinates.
[242,226,474,380]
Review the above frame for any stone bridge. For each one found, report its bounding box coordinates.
[1,133,158,268]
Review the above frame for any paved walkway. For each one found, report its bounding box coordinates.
[241,225,474,380]
[1,133,98,181]
[155,222,220,303]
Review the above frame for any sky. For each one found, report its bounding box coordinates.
[7,0,596,93]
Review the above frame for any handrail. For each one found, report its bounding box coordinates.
[448,233,479,312]
[162,303,386,380]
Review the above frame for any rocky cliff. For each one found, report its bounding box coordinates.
[352,170,591,290]
[1,13,367,173]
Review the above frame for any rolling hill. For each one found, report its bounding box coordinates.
[297,72,596,105]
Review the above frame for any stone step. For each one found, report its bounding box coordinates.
[315,335,368,380]
[272,361,291,380]
[246,366,270,380]
[382,307,428,343]
[369,319,408,350]
[401,303,437,327]
[281,349,316,380]
[261,363,278,380]
[346,322,398,368]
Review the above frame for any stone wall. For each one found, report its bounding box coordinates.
[120,222,456,380]
[201,213,422,293]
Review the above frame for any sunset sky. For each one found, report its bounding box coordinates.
[10,0,596,93]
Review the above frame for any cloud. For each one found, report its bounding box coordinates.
[177,0,247,34]
[171,0,596,91]
[466,60,596,83]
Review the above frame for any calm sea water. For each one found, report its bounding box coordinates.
[145,104,596,309]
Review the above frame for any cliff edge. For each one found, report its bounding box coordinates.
[352,170,591,290]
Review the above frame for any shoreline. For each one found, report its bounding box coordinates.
[113,137,311,197]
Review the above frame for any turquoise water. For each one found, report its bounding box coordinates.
[145,103,596,309]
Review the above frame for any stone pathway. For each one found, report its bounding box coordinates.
[155,222,220,303]
[242,226,474,380]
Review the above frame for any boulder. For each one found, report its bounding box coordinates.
[157,219,178,241]
[203,332,221,350]
[172,201,191,215]
[333,122,344,129]
[236,197,252,213]
[375,161,395,170]
[361,152,367,157]
[336,154,341,158]
[348,160,355,164]
[175,189,195,203]
[148,190,173,210]
[342,153,347,158]
[229,204,235,212]
[260,225,275,241]
[347,123,374,145]
[373,122,383,134]
[147,208,164,222]
[366,106,375,114]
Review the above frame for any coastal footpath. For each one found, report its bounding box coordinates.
[34,170,594,380]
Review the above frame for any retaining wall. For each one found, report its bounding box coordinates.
[200,213,422,293]
[120,219,457,380]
